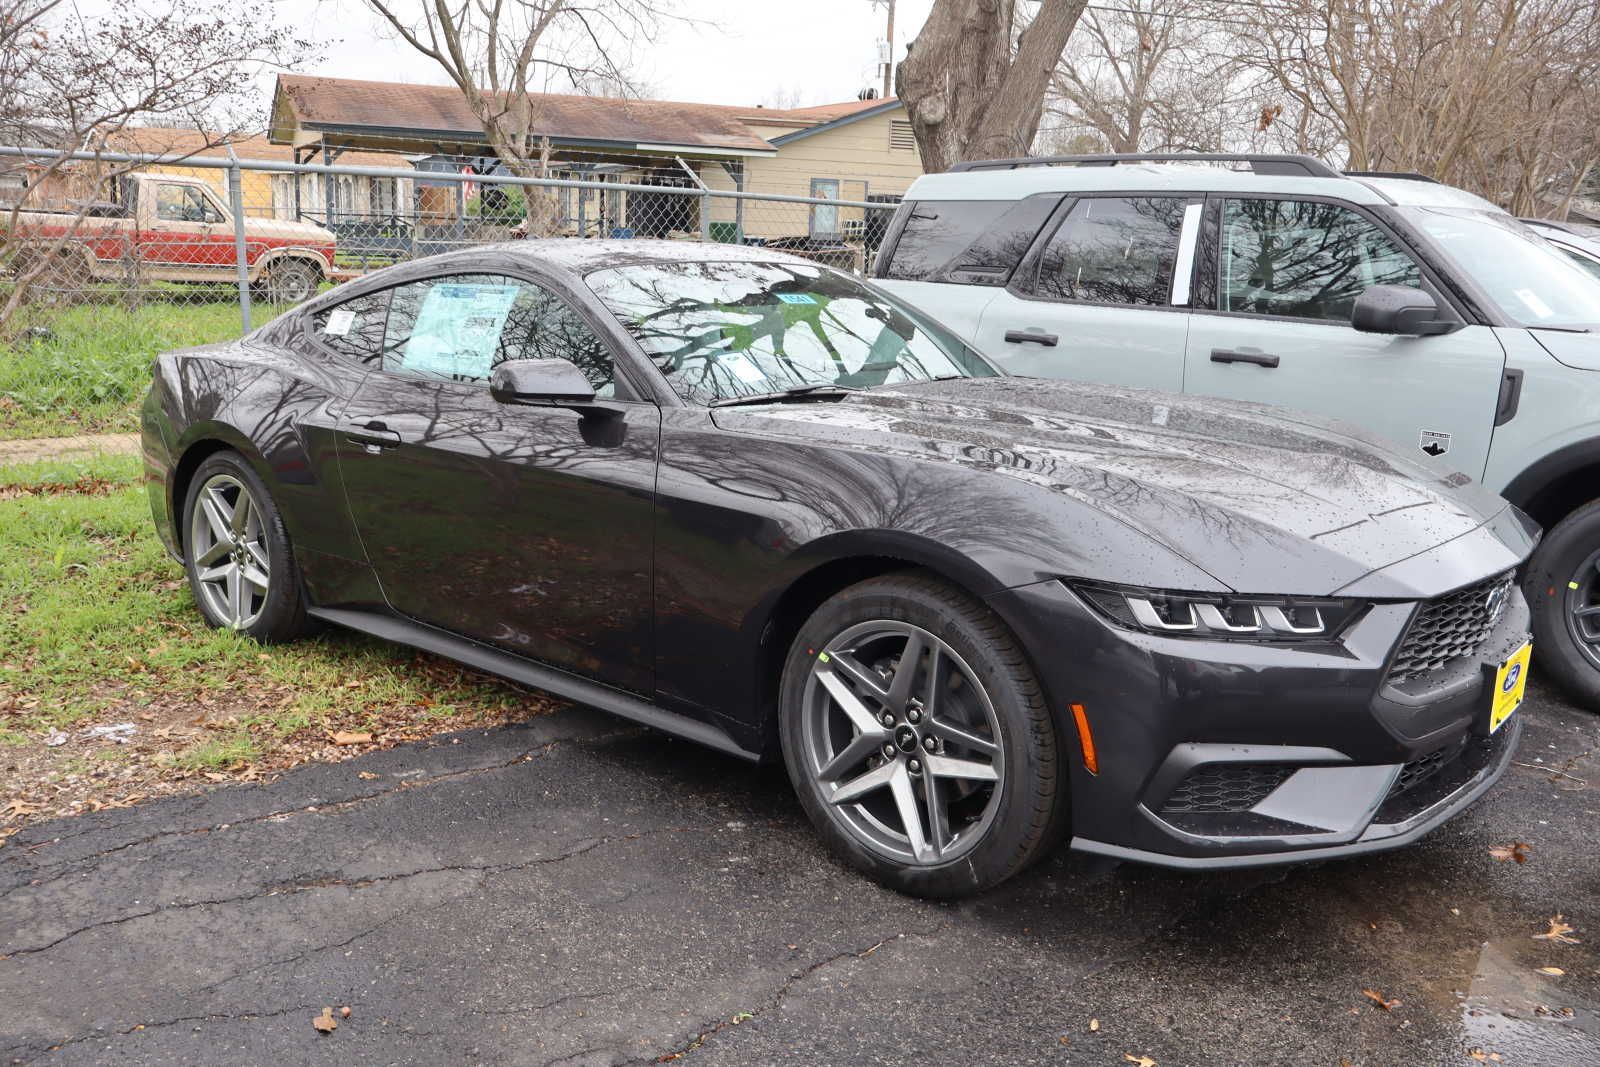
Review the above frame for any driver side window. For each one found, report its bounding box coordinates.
[381,274,617,396]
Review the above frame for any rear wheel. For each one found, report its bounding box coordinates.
[181,451,310,643]
[1526,500,1600,709]
[779,572,1065,897]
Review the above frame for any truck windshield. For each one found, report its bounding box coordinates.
[1404,207,1600,331]
[585,259,994,405]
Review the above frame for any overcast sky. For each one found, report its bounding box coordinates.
[261,0,935,109]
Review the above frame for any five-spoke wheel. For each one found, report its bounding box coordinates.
[781,573,1064,897]
[181,451,310,643]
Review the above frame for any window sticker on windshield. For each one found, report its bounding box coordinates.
[402,283,520,378]
[1513,287,1555,320]
[718,351,767,384]
[776,293,817,304]
[324,307,356,337]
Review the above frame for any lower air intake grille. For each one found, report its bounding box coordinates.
[1388,573,1513,685]
[1159,763,1296,814]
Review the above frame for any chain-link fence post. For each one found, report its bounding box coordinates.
[226,152,252,334]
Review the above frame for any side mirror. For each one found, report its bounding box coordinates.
[1352,285,1460,336]
[489,358,597,406]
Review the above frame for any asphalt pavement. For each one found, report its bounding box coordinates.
[3,680,1597,1066]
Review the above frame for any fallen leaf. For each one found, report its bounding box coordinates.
[203,772,228,783]
[339,1006,352,1018]
[1088,1018,1100,1032]
[1362,988,1401,1011]
[1488,842,1531,864]
[312,1007,338,1033]
[357,771,380,781]
[1534,915,1580,944]
[329,731,373,746]
[1537,966,1565,976]
[1124,1055,1156,1067]
[2,799,40,819]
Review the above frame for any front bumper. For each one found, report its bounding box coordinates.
[986,574,1530,869]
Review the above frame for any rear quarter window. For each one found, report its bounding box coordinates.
[880,196,1060,286]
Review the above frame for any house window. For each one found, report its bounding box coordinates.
[271,175,293,220]
[890,120,916,152]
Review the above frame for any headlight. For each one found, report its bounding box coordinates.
[1069,581,1365,641]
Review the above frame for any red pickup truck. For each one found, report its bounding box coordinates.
[7,172,338,302]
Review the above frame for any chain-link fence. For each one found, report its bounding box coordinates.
[0,145,904,439]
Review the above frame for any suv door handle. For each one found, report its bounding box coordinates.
[345,420,403,451]
[1210,348,1281,368]
[1004,328,1059,347]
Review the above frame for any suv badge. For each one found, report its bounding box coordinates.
[1420,430,1451,457]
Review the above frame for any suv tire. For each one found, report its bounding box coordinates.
[1525,500,1600,709]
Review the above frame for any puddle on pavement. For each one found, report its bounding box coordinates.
[1455,939,1600,1062]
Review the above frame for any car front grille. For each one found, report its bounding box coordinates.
[1158,763,1296,814]
[1387,572,1514,685]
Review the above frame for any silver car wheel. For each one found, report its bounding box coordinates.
[189,473,270,631]
[800,620,1004,866]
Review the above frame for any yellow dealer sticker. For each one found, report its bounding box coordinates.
[1489,642,1532,734]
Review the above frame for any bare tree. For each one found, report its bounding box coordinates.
[1234,0,1600,214]
[360,0,676,234]
[1044,0,1243,154]
[0,0,310,328]
[896,0,1090,173]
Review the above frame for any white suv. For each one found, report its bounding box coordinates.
[874,153,1600,707]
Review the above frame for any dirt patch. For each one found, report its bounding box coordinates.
[0,432,140,465]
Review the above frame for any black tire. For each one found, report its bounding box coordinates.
[778,571,1066,897]
[181,450,311,644]
[263,259,319,304]
[1524,500,1600,709]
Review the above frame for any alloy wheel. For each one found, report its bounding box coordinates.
[189,473,270,630]
[800,620,1004,866]
[1564,548,1600,672]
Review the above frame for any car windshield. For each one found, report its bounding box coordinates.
[585,259,995,404]
[1404,207,1600,330]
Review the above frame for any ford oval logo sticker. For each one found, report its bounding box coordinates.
[1502,663,1522,692]
[1484,584,1508,619]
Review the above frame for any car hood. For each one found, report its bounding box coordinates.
[710,377,1524,596]
[1530,329,1600,372]
[247,217,335,245]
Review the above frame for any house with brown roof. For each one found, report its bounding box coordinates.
[266,74,924,242]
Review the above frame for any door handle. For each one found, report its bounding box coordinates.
[345,420,403,451]
[1004,328,1059,347]
[1210,348,1281,368]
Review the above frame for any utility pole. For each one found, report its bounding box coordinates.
[871,0,896,99]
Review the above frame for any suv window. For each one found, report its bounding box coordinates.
[1219,198,1422,321]
[881,196,1059,285]
[310,290,390,362]
[1032,196,1188,305]
[382,273,617,395]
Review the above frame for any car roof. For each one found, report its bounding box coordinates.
[904,161,1506,214]
[439,238,823,274]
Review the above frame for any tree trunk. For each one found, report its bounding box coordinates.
[897,0,1089,172]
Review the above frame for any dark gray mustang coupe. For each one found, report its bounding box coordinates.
[143,241,1537,896]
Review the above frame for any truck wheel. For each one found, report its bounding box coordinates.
[263,260,318,305]
[1524,500,1600,710]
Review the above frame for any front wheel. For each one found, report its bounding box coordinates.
[182,451,310,643]
[779,573,1065,897]
[1525,500,1600,709]
[261,260,319,304]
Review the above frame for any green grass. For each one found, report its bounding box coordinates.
[0,468,532,767]
[0,300,285,441]
[0,451,143,490]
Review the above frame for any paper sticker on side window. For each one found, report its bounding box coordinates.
[401,283,520,379]
[324,307,356,337]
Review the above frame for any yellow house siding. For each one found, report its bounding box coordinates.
[700,107,923,240]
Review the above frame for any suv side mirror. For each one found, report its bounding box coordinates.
[490,358,597,405]
[1352,285,1460,336]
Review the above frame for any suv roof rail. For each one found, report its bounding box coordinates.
[1343,169,1439,183]
[945,152,1343,178]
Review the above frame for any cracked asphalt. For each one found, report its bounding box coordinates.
[3,680,1597,1067]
